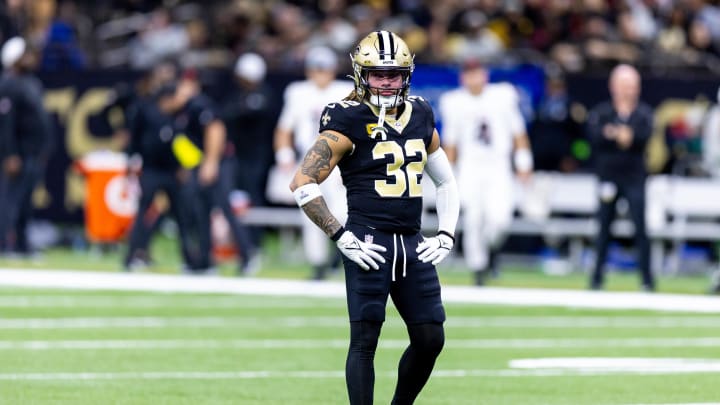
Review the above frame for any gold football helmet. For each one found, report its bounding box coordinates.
[351,30,414,108]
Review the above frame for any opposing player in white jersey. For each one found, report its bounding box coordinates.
[273,46,354,279]
[439,58,533,285]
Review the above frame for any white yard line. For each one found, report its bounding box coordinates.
[1,366,720,381]
[0,296,343,308]
[3,316,720,329]
[1,337,720,350]
[1,268,720,313]
[0,316,346,329]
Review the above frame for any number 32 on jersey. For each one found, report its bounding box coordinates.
[372,139,426,198]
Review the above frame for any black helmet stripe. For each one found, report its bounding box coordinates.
[387,31,396,59]
[376,30,395,61]
[376,30,386,60]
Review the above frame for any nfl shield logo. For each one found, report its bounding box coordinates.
[364,234,374,244]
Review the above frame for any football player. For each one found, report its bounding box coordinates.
[273,46,353,280]
[439,58,533,286]
[290,31,459,404]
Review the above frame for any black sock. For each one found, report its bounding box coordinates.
[346,321,382,405]
[391,323,445,405]
[488,250,499,277]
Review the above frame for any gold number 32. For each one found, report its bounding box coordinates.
[372,139,426,197]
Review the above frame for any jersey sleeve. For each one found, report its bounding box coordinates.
[409,96,436,147]
[438,92,459,147]
[318,101,353,137]
[502,85,526,137]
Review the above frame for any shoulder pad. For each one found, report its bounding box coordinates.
[319,100,361,134]
[406,95,433,112]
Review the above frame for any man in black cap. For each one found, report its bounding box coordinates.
[0,37,53,256]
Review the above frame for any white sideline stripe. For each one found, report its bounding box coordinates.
[2,268,720,313]
[0,317,350,329]
[0,296,342,308]
[4,316,720,330]
[2,337,720,350]
[2,367,720,381]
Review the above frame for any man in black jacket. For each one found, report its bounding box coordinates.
[220,52,276,209]
[587,64,655,292]
[122,77,201,271]
[0,37,53,256]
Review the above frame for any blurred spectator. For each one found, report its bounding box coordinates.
[215,1,265,56]
[220,53,276,209]
[347,4,381,45]
[0,37,53,257]
[306,0,357,54]
[587,64,655,292]
[128,7,188,69]
[0,0,22,45]
[701,85,720,177]
[25,0,86,71]
[123,61,197,271]
[272,46,352,280]
[167,71,225,273]
[656,5,689,55]
[529,69,585,173]
[439,58,532,286]
[258,3,313,71]
[179,17,231,69]
[446,9,505,63]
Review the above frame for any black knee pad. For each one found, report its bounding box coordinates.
[408,323,445,355]
[349,321,383,354]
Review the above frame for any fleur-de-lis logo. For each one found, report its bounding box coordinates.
[321,111,331,126]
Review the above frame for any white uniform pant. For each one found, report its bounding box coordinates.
[300,168,347,267]
[459,173,514,271]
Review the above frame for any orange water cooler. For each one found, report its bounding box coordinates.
[74,151,138,243]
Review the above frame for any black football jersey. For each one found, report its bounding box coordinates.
[319,96,435,233]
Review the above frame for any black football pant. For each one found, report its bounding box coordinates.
[0,157,43,254]
[214,159,257,269]
[346,321,444,405]
[591,177,654,288]
[124,168,195,268]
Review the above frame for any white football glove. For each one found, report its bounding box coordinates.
[336,230,387,271]
[416,233,454,266]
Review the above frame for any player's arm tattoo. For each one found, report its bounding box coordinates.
[320,131,339,142]
[300,137,333,181]
[297,131,344,236]
[301,197,343,237]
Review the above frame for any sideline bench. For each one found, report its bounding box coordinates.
[245,172,720,274]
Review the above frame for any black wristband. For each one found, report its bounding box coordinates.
[330,227,346,242]
[437,230,455,244]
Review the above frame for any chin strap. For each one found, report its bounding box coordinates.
[372,104,388,140]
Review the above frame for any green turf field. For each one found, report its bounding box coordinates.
[1,233,719,404]
[0,286,719,404]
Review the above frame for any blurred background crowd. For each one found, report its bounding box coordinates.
[2,0,720,74]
